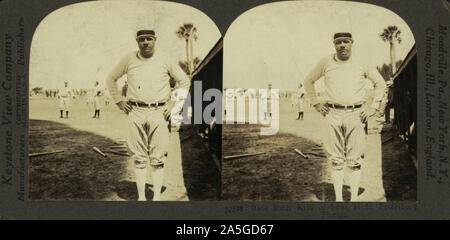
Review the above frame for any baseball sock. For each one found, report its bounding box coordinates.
[331,169,344,202]
[65,111,69,118]
[349,169,361,202]
[135,168,147,201]
[300,112,304,119]
[97,110,100,118]
[151,166,164,201]
[60,110,63,118]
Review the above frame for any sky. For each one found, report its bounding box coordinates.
[223,1,416,90]
[30,0,222,89]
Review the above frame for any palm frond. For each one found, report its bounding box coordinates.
[193,57,201,66]
[178,60,190,75]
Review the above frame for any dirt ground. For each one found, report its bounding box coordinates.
[29,95,219,201]
[29,95,416,202]
[221,97,417,202]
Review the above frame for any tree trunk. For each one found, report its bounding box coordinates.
[189,35,194,76]
[390,41,397,75]
[185,39,190,74]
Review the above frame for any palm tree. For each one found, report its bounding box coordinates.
[380,26,402,75]
[189,27,198,73]
[175,23,198,75]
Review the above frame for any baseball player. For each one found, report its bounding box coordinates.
[105,29,190,201]
[304,32,386,202]
[260,83,273,120]
[92,81,102,118]
[296,83,306,120]
[58,80,73,118]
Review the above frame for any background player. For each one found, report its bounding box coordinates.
[58,80,73,118]
[296,83,306,120]
[92,81,102,118]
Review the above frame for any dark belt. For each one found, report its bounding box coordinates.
[128,101,166,107]
[326,103,362,110]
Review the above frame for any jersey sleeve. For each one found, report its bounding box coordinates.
[304,55,328,106]
[365,62,387,109]
[167,60,191,101]
[105,53,132,103]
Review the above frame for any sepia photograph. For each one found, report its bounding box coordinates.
[222,1,417,202]
[1,0,449,220]
[28,0,222,201]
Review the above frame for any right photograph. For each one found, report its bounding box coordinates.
[222,1,417,202]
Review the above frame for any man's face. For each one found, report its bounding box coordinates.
[334,38,353,60]
[136,35,156,58]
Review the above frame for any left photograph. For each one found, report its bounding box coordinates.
[29,0,222,201]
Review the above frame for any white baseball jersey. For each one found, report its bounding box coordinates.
[105,50,191,169]
[58,86,73,98]
[304,54,386,108]
[93,85,102,96]
[106,51,190,104]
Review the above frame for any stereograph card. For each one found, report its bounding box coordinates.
[0,0,449,220]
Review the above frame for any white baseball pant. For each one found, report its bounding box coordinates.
[59,97,70,110]
[323,107,366,170]
[94,96,100,110]
[126,105,169,169]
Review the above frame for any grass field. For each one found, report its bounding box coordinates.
[29,95,220,201]
[221,98,417,202]
[29,94,416,202]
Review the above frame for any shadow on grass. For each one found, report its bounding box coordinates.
[310,182,365,202]
[221,124,327,201]
[29,119,128,200]
[115,181,167,201]
[381,124,417,201]
[179,125,221,201]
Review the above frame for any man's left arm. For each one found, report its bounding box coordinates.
[360,66,387,123]
[166,63,191,120]
[367,66,387,110]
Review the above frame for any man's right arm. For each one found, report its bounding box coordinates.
[303,57,326,106]
[105,54,132,113]
[304,57,327,115]
[105,55,129,104]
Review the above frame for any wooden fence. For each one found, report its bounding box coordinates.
[392,45,417,155]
